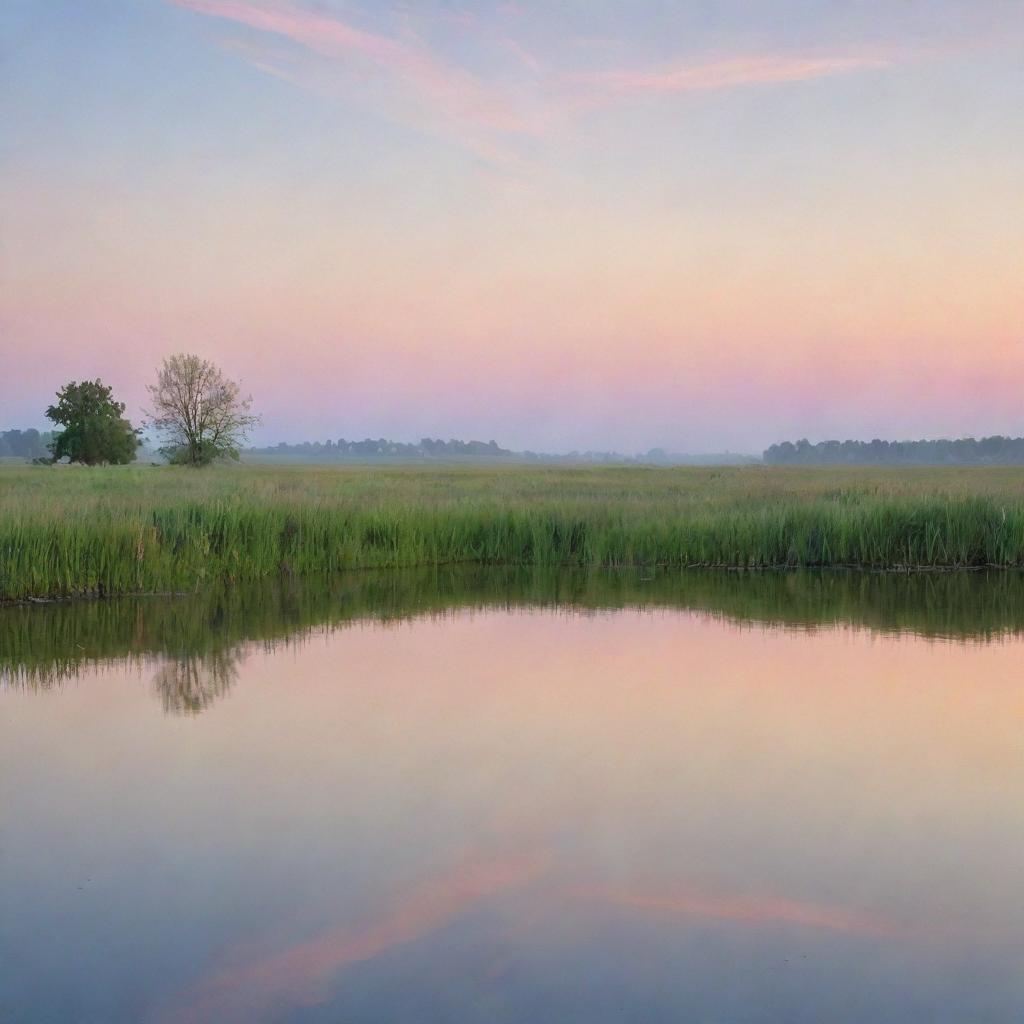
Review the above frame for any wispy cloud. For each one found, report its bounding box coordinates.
[171,0,536,160]
[170,0,896,162]
[502,35,543,76]
[567,53,891,100]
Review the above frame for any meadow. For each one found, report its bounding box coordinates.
[4,463,1024,601]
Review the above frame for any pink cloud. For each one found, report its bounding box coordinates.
[171,0,535,158]
[170,1,896,163]
[502,36,542,76]
[568,52,891,100]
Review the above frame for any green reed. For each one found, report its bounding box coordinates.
[4,464,1024,600]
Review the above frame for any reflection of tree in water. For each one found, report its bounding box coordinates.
[152,649,241,715]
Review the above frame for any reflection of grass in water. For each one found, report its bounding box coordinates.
[5,465,1024,599]
[4,567,1024,714]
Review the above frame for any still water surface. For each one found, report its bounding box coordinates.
[2,570,1023,1022]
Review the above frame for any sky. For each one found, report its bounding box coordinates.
[2,0,1023,453]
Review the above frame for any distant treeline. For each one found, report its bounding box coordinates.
[0,429,53,460]
[2,426,751,465]
[248,437,512,458]
[765,436,1024,466]
[246,438,758,465]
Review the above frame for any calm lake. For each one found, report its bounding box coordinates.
[2,569,1023,1023]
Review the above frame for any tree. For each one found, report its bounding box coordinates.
[44,380,140,465]
[147,354,259,465]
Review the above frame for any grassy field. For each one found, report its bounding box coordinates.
[4,463,1024,600]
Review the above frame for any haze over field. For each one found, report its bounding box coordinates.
[2,0,1022,451]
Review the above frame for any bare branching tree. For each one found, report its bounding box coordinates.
[147,354,259,465]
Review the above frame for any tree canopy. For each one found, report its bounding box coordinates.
[147,354,258,466]
[44,380,140,465]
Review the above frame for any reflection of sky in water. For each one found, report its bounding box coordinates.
[2,610,1023,1022]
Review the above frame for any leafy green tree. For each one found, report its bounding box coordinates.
[45,380,140,465]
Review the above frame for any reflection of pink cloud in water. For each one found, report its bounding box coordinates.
[480,883,904,985]
[164,852,547,1023]
[165,852,904,1022]
[589,886,900,937]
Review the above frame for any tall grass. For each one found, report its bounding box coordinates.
[4,464,1024,600]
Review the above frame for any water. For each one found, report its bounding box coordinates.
[2,569,1023,1023]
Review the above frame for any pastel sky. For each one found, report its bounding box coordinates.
[2,0,1023,451]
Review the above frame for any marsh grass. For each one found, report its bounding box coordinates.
[3,463,1024,600]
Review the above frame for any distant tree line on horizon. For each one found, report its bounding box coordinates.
[4,424,754,466]
[249,437,512,458]
[765,436,1024,466]
[0,429,54,460]
[246,439,761,465]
